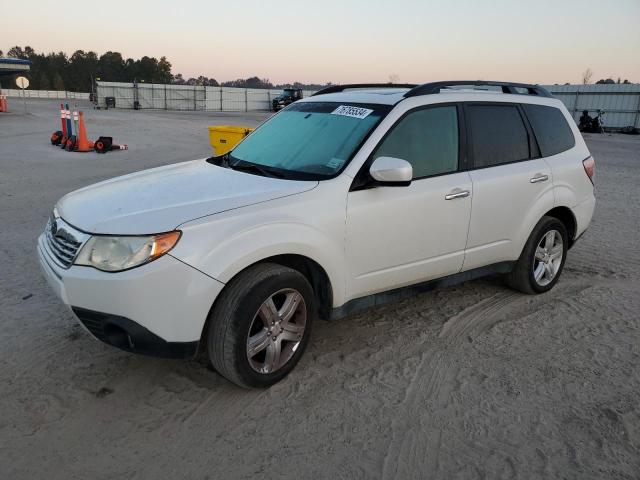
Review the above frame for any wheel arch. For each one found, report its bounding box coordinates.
[258,254,333,320]
[544,206,577,247]
[198,254,335,354]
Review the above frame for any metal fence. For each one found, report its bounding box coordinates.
[0,88,89,100]
[543,84,640,129]
[20,81,634,130]
[96,81,316,112]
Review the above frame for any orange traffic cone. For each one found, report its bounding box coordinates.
[76,111,93,152]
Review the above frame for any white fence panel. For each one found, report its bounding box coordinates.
[166,86,197,110]
[204,87,222,110]
[222,88,247,111]
[137,84,154,109]
[95,81,321,112]
[0,88,89,100]
[151,85,166,109]
[544,84,640,129]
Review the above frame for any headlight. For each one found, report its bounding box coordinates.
[74,231,181,272]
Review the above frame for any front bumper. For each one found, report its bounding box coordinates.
[71,307,198,358]
[37,234,224,358]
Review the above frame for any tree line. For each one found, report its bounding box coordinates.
[0,46,329,92]
[5,46,634,92]
[580,68,633,85]
[1,46,172,91]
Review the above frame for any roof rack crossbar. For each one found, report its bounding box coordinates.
[404,81,553,98]
[312,83,418,96]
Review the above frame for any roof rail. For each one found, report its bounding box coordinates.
[312,83,418,96]
[404,81,553,98]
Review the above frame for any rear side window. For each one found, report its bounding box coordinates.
[523,104,575,157]
[467,105,530,168]
[373,106,459,179]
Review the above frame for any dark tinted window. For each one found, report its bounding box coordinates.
[373,106,458,179]
[523,104,575,157]
[468,105,530,168]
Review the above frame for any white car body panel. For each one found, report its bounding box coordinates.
[57,159,317,234]
[346,171,472,299]
[463,159,554,270]
[170,177,350,307]
[545,107,596,237]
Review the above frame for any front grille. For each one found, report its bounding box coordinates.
[44,216,85,268]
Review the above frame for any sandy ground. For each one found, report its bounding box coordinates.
[1,99,639,479]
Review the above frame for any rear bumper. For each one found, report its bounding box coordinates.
[37,234,224,354]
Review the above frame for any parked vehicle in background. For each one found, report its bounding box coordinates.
[272,88,303,111]
[38,81,595,388]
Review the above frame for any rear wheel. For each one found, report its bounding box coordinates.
[207,263,314,388]
[506,216,568,294]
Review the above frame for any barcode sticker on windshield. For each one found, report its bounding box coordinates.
[331,105,373,119]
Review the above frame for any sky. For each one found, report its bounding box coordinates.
[2,0,639,85]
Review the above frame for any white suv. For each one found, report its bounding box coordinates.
[38,81,596,388]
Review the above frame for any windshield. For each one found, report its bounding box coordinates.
[229,102,390,180]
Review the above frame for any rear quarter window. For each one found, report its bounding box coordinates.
[523,104,575,157]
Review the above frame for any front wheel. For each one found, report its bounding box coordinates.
[207,263,315,388]
[506,216,568,294]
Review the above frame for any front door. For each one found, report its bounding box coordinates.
[345,104,472,300]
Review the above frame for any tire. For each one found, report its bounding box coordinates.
[506,216,568,294]
[207,263,315,388]
[66,135,77,152]
[51,131,63,145]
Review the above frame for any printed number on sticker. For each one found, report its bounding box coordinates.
[331,105,373,119]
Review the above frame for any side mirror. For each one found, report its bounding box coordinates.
[369,156,412,186]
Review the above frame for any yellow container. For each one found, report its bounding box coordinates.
[208,125,254,156]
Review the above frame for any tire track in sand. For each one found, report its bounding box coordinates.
[381,282,595,480]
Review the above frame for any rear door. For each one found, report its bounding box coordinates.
[463,103,554,270]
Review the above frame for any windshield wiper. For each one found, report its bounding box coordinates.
[206,153,231,167]
[228,160,285,179]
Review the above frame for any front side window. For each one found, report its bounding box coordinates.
[230,102,389,179]
[467,105,530,168]
[523,104,575,157]
[372,106,459,179]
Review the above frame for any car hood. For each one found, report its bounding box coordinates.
[57,159,317,234]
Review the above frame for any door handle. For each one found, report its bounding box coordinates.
[445,190,470,200]
[530,174,549,183]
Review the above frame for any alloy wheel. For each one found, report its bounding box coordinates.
[533,229,564,286]
[246,288,307,374]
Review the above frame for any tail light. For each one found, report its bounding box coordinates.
[583,156,595,185]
